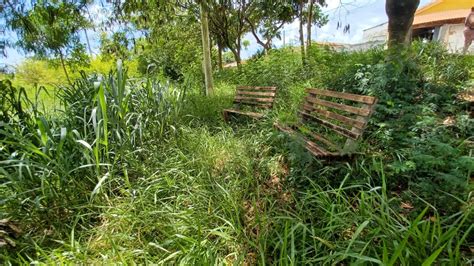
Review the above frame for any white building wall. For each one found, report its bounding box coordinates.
[437,24,473,53]
[347,40,385,51]
[362,23,388,42]
[359,22,473,54]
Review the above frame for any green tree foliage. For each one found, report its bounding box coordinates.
[295,0,328,64]
[99,32,130,61]
[15,59,66,87]
[4,0,92,84]
[137,20,202,81]
[244,1,297,53]
[208,0,249,67]
[111,0,203,82]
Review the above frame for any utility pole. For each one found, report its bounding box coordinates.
[283,30,286,47]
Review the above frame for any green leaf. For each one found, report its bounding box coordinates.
[98,84,109,155]
[91,172,110,198]
[422,244,447,266]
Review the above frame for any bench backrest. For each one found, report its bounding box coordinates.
[299,88,377,152]
[234,86,277,109]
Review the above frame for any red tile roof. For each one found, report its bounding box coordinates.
[413,9,470,28]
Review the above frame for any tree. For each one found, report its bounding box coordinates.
[244,1,297,54]
[100,32,131,61]
[385,0,420,48]
[4,0,91,85]
[306,0,327,49]
[215,35,225,70]
[298,0,306,64]
[15,59,65,87]
[208,0,249,67]
[199,0,214,95]
[295,0,327,64]
[111,0,215,92]
[136,18,202,80]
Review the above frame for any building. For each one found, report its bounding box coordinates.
[362,0,474,53]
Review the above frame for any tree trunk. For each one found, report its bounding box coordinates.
[307,0,314,49]
[229,47,241,67]
[200,0,214,96]
[245,16,276,55]
[385,0,420,48]
[236,37,242,68]
[217,43,223,70]
[299,2,306,65]
[58,49,72,85]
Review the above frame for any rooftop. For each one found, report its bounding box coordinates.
[413,0,472,28]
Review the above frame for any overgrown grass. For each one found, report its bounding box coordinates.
[1,45,473,264]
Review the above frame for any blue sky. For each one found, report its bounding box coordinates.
[2,0,433,66]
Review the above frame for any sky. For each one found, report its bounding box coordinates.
[2,0,433,66]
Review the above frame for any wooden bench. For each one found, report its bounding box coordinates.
[274,88,377,158]
[223,86,277,121]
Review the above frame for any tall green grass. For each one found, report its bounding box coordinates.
[1,65,184,260]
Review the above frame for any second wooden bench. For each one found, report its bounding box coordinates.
[223,86,277,121]
[274,88,377,158]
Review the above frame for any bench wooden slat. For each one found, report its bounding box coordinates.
[299,111,359,140]
[223,109,264,118]
[307,88,377,104]
[305,96,371,116]
[224,86,277,122]
[295,124,342,152]
[235,96,274,103]
[302,104,366,129]
[274,123,336,157]
[304,139,330,156]
[234,100,272,108]
[236,91,276,97]
[238,86,277,91]
[275,88,376,159]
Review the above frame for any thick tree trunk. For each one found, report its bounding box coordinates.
[307,0,314,49]
[385,0,420,48]
[299,4,306,65]
[58,49,72,85]
[236,38,242,67]
[235,52,241,67]
[229,47,241,67]
[200,0,214,96]
[299,13,306,64]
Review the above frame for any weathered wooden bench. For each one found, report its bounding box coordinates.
[274,88,377,158]
[223,86,277,121]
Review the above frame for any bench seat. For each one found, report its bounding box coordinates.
[274,123,342,158]
[223,109,265,120]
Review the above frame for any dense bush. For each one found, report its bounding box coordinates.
[215,48,303,94]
